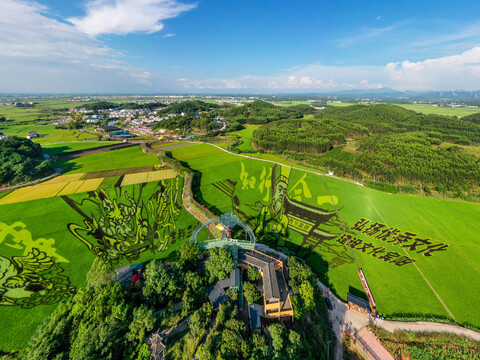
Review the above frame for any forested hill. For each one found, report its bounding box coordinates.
[0,137,54,185]
[158,100,219,115]
[314,104,480,143]
[251,104,480,196]
[78,101,166,111]
[461,112,480,125]
[221,100,305,124]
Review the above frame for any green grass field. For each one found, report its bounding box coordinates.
[168,143,480,329]
[42,141,119,155]
[0,178,199,351]
[398,104,480,117]
[227,125,260,151]
[53,146,160,174]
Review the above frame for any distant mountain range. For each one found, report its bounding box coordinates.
[321,88,480,101]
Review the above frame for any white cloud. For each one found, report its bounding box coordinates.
[175,47,480,92]
[385,47,480,90]
[163,33,176,38]
[0,0,156,93]
[176,65,386,92]
[69,0,196,36]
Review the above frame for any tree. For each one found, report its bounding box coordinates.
[195,344,214,360]
[182,271,206,316]
[179,242,200,270]
[135,343,152,360]
[298,282,315,311]
[142,260,179,307]
[243,281,261,304]
[287,257,316,318]
[286,330,301,358]
[247,267,261,282]
[189,302,213,338]
[0,136,54,185]
[269,324,285,355]
[206,247,234,283]
[86,257,114,287]
[127,305,155,342]
[250,333,272,360]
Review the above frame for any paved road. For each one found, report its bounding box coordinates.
[316,280,394,360]
[376,318,480,342]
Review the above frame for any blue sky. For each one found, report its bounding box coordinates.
[1,0,480,93]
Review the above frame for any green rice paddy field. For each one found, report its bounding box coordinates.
[168,143,480,329]
[0,124,98,143]
[0,179,199,351]
[53,146,161,173]
[42,141,120,155]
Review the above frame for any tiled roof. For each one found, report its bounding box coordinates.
[239,252,280,302]
[347,292,370,311]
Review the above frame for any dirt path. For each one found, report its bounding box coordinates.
[375,318,480,342]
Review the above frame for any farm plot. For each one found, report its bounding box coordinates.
[0,173,104,205]
[0,165,177,205]
[42,173,85,184]
[121,169,177,187]
[121,172,150,186]
[98,176,121,190]
[168,143,480,329]
[42,142,119,155]
[75,178,104,193]
[0,124,98,143]
[82,166,155,179]
[56,180,85,196]
[0,182,68,205]
[53,146,160,174]
[0,178,200,351]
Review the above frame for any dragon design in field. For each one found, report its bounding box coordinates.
[63,178,192,264]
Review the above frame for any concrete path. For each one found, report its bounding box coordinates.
[356,327,395,360]
[0,167,63,192]
[316,280,394,360]
[375,318,480,342]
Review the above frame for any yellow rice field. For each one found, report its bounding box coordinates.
[56,180,86,196]
[121,172,150,186]
[0,182,67,205]
[75,178,104,193]
[121,170,177,187]
[147,169,177,182]
[0,168,176,204]
[42,173,86,184]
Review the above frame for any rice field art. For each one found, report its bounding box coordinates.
[63,177,193,263]
[0,177,199,350]
[167,144,480,329]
